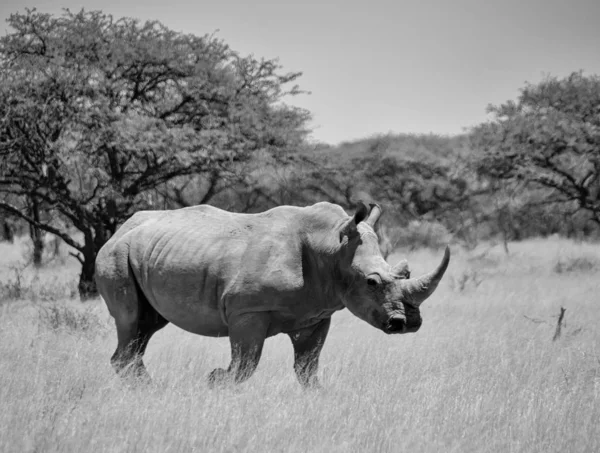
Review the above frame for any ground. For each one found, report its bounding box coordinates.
[0,236,599,452]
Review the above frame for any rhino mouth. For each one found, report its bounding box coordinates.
[384,316,422,334]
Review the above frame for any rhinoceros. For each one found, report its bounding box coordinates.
[95,201,450,387]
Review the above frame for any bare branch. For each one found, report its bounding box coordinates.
[0,202,83,252]
[69,251,84,264]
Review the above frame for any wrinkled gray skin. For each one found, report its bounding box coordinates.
[96,201,450,388]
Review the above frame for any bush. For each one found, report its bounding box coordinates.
[554,256,598,274]
[0,263,78,302]
[0,264,28,301]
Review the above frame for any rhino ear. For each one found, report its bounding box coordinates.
[339,201,369,242]
[353,201,369,224]
[392,259,410,279]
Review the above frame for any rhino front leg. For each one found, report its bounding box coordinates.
[288,317,331,388]
[208,312,270,387]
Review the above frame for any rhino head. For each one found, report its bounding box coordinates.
[337,202,450,334]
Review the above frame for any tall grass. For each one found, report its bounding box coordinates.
[0,236,599,452]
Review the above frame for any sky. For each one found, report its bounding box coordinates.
[1,0,599,144]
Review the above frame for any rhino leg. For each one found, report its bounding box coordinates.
[288,317,331,388]
[107,277,169,381]
[208,312,270,387]
[111,305,168,381]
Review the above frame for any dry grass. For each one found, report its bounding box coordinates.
[0,236,599,452]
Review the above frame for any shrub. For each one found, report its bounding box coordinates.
[0,264,28,301]
[0,263,78,302]
[554,256,598,274]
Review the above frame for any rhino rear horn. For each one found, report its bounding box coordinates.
[365,203,382,227]
[401,246,450,306]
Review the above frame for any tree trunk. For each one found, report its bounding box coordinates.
[78,216,116,300]
[29,197,44,267]
[78,256,97,300]
[497,205,511,255]
[51,235,61,258]
[78,231,98,300]
[1,219,14,243]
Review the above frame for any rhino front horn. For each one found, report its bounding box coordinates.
[401,246,450,306]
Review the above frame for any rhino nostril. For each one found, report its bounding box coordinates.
[386,316,406,333]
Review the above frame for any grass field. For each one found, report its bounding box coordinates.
[1,236,599,452]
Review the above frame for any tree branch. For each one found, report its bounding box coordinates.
[0,202,83,252]
[69,251,84,264]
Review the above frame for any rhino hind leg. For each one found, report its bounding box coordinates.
[105,266,169,381]
[208,312,270,388]
[288,317,331,388]
[110,299,169,381]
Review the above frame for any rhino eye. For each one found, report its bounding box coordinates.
[367,275,382,286]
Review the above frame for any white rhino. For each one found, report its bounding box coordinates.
[95,201,450,387]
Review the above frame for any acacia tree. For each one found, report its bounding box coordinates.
[471,72,600,226]
[0,9,310,298]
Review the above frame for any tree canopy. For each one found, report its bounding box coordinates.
[471,71,600,225]
[0,8,310,297]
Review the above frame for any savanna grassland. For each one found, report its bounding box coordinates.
[1,237,599,453]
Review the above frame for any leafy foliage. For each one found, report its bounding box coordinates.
[279,134,473,247]
[471,72,600,225]
[0,9,310,297]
